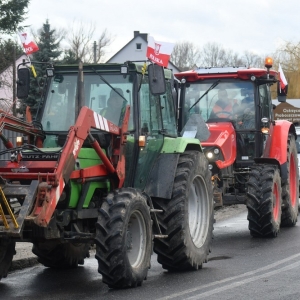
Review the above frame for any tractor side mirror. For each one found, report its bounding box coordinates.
[148,64,166,95]
[277,81,287,103]
[17,68,30,99]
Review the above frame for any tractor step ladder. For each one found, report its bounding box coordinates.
[0,186,19,229]
[0,180,39,237]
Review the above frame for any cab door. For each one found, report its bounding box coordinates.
[133,77,165,189]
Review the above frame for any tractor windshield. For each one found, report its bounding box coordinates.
[41,73,134,132]
[184,80,255,128]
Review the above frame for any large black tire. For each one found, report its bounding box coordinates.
[152,151,214,271]
[95,188,152,289]
[247,164,282,237]
[0,238,16,280]
[281,134,299,226]
[32,240,90,268]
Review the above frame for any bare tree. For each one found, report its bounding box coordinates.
[67,21,112,63]
[198,42,243,67]
[171,42,201,71]
[273,41,300,98]
[242,51,264,68]
[0,66,15,112]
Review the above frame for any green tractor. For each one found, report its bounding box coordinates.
[0,61,214,288]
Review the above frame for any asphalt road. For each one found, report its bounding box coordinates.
[2,210,300,300]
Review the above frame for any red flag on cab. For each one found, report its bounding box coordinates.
[278,63,288,92]
[18,29,39,55]
[146,36,174,67]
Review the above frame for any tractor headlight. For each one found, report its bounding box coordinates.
[207,152,213,159]
[205,147,220,161]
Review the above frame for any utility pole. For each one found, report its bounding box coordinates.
[12,45,16,116]
[93,41,97,63]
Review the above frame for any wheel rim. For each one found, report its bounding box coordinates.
[289,153,297,207]
[273,181,280,221]
[126,210,146,268]
[188,176,210,248]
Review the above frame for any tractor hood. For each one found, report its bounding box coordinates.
[201,122,237,169]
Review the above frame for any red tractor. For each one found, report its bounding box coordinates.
[175,58,299,237]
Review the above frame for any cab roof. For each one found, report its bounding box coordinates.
[175,66,278,82]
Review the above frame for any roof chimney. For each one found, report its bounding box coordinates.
[134,31,140,37]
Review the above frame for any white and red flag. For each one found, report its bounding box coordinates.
[146,36,174,67]
[278,63,288,92]
[18,29,39,55]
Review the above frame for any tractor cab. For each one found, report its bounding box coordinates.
[176,61,282,169]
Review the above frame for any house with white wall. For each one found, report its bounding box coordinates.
[0,53,28,112]
[107,31,180,73]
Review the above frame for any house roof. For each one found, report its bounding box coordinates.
[106,30,180,71]
[107,31,148,62]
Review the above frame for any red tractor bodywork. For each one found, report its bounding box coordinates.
[202,122,237,169]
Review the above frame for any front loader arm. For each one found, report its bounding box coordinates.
[32,105,130,227]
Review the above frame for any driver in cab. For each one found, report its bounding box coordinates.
[210,88,237,119]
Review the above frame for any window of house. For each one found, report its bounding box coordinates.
[136,43,142,50]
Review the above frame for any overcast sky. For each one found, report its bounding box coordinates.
[22,0,300,61]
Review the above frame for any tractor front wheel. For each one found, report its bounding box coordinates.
[95,188,152,289]
[247,164,282,237]
[153,151,214,271]
[0,238,15,280]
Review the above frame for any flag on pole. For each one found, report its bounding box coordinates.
[146,36,174,67]
[18,28,39,55]
[278,63,288,93]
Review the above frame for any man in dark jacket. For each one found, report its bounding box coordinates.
[101,88,125,125]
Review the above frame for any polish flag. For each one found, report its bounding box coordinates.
[18,29,39,55]
[278,63,288,92]
[146,36,174,67]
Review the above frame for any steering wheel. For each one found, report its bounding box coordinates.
[215,111,233,118]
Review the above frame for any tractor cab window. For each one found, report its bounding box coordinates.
[41,74,77,132]
[83,74,133,129]
[139,77,162,136]
[183,81,255,128]
[259,84,272,121]
[41,74,134,133]
[159,82,177,136]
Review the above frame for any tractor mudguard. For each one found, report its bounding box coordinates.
[255,120,296,183]
[263,120,295,165]
[201,122,237,169]
[145,137,202,199]
[161,137,202,153]
[144,153,179,199]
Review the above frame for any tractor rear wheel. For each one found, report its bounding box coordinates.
[32,240,90,268]
[0,238,15,280]
[281,134,299,226]
[95,188,152,289]
[153,151,214,271]
[247,164,282,237]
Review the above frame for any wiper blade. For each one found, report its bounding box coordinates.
[189,79,220,112]
[91,68,127,102]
